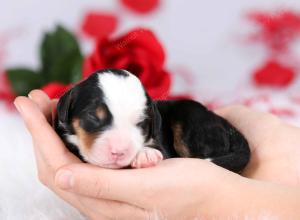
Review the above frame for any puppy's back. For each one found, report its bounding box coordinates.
[156,100,250,173]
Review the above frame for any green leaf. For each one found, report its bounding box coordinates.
[70,55,83,83]
[40,25,83,84]
[6,69,44,96]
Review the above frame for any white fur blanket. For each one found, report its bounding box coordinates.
[0,104,85,220]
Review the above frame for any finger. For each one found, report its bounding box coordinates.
[214,105,281,129]
[53,165,149,220]
[14,96,80,169]
[31,149,93,218]
[79,196,149,220]
[51,98,58,107]
[214,105,281,146]
[55,159,223,210]
[28,90,52,121]
[54,163,153,207]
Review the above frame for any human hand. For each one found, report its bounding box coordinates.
[215,105,300,186]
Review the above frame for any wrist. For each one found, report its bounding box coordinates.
[204,175,300,219]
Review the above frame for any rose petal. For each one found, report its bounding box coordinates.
[110,54,131,70]
[81,12,118,39]
[291,96,300,105]
[253,60,295,87]
[41,83,71,99]
[83,40,107,78]
[120,0,160,14]
[247,10,300,52]
[269,107,295,117]
[0,72,15,103]
[107,28,165,66]
[147,70,171,100]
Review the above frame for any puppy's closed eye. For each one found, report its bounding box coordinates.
[80,105,112,133]
[80,113,102,133]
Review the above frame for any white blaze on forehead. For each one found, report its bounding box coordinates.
[98,71,147,125]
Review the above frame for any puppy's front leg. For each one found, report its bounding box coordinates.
[131,147,163,168]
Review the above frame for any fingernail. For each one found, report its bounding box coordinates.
[14,100,23,114]
[56,170,74,190]
[28,93,33,100]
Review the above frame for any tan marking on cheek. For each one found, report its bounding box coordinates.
[96,107,107,120]
[72,119,97,155]
[172,123,191,158]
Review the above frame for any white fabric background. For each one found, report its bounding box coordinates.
[1,1,300,219]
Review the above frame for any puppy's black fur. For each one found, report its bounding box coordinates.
[154,100,250,173]
[55,69,250,173]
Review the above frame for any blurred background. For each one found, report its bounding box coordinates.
[1,0,300,219]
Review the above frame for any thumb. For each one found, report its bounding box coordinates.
[54,163,150,206]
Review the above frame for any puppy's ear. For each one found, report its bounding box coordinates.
[150,102,162,138]
[57,89,75,123]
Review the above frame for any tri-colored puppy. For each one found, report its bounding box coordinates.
[55,69,250,172]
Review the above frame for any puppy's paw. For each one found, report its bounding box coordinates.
[131,147,163,168]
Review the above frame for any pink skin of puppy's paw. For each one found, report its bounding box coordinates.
[131,147,163,168]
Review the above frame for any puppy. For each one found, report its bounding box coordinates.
[54,69,250,172]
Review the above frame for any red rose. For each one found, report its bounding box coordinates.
[83,28,171,99]
[0,72,15,103]
[41,82,71,99]
[253,60,295,87]
[120,0,160,14]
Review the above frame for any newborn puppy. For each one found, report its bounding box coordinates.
[55,69,250,172]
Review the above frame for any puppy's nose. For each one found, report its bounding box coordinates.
[111,151,125,160]
[109,147,129,160]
